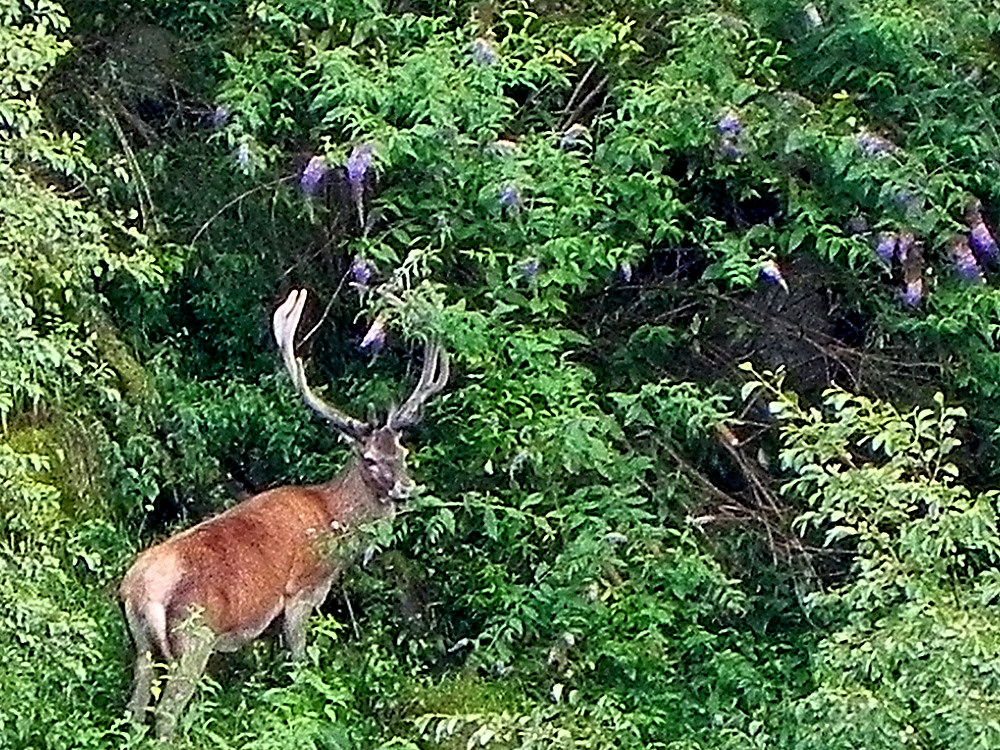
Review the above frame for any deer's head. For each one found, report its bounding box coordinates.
[272,289,449,502]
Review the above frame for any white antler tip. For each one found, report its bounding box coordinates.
[273,289,308,351]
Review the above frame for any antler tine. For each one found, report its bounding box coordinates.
[388,338,450,430]
[273,290,371,440]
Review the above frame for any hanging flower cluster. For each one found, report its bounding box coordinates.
[518,258,540,280]
[351,256,376,286]
[900,283,923,307]
[875,232,897,263]
[499,183,522,211]
[235,141,251,171]
[300,155,328,195]
[949,236,984,283]
[296,144,377,201]
[872,216,998,305]
[895,231,914,258]
[895,232,924,307]
[967,200,998,265]
[716,111,744,158]
[618,261,633,283]
[360,314,387,354]
[873,231,920,302]
[346,143,375,189]
[210,105,230,129]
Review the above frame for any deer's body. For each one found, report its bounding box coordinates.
[122,466,386,658]
[121,289,448,738]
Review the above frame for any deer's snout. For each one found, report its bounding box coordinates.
[390,477,417,500]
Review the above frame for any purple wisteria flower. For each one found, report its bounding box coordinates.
[236,142,251,170]
[716,112,745,158]
[346,143,375,189]
[351,256,375,285]
[759,259,789,291]
[897,232,924,306]
[719,140,743,159]
[949,236,983,282]
[856,130,896,157]
[471,37,499,66]
[718,140,743,159]
[901,278,923,307]
[559,123,590,149]
[970,221,998,263]
[518,258,540,280]
[618,261,633,283]
[875,232,897,262]
[300,155,328,195]
[717,111,743,136]
[211,105,230,128]
[360,316,387,353]
[499,183,522,210]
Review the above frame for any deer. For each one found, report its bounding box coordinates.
[120,288,449,739]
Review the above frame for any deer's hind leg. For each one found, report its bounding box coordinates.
[154,616,214,740]
[123,601,156,727]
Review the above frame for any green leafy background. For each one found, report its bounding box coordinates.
[3,0,1000,747]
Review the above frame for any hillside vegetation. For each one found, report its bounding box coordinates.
[2,0,1000,748]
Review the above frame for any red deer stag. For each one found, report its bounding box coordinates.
[120,288,449,738]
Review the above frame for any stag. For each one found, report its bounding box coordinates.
[120,289,448,738]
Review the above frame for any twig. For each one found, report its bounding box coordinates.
[190,176,293,245]
[89,91,159,233]
[561,75,609,131]
[343,591,361,639]
[301,268,352,346]
[561,62,597,116]
[111,98,160,146]
[657,437,740,506]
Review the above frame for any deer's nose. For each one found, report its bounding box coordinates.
[390,478,416,500]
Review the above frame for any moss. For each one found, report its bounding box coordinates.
[91,311,158,408]
[400,671,528,749]
[3,412,107,516]
[410,672,523,714]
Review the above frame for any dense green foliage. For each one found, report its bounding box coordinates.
[3,0,1000,747]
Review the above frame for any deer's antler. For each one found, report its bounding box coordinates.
[273,289,371,440]
[387,338,450,430]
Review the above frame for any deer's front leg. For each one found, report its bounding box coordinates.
[283,578,333,660]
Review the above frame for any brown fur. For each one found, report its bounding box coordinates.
[125,478,368,639]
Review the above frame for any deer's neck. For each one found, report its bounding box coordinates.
[317,461,393,528]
